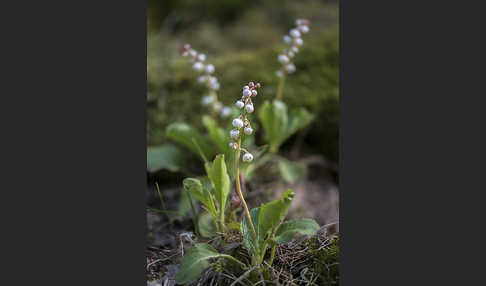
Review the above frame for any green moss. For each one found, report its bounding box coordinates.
[307,235,340,285]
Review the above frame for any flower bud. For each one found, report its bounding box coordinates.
[291,46,299,53]
[285,64,296,73]
[205,64,215,74]
[232,118,244,128]
[184,43,191,50]
[230,129,240,139]
[278,54,289,64]
[256,83,261,88]
[248,82,255,87]
[290,29,301,38]
[214,101,223,112]
[243,85,249,90]
[182,51,189,57]
[198,76,207,83]
[189,49,197,57]
[283,35,292,43]
[229,142,238,150]
[242,89,251,97]
[201,95,213,106]
[296,19,303,26]
[300,25,309,33]
[235,100,245,109]
[221,107,232,118]
[295,38,303,46]
[192,62,204,71]
[244,127,253,135]
[245,104,254,113]
[251,89,257,97]
[242,153,253,162]
[197,54,206,62]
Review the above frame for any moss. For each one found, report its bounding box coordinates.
[307,235,340,285]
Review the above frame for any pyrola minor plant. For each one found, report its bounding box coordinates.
[230,82,261,247]
[181,44,232,118]
[275,19,310,100]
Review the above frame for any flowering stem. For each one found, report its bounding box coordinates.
[276,72,286,101]
[234,137,259,254]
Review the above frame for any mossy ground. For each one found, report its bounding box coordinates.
[147,229,339,286]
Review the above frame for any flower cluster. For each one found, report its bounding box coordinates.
[276,19,310,77]
[229,82,261,162]
[182,44,231,118]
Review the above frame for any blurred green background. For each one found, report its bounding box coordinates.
[147,0,339,163]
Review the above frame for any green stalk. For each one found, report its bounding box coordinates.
[235,137,259,255]
[268,243,277,266]
[275,72,286,101]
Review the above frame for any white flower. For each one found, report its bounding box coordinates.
[197,54,206,61]
[291,46,299,53]
[198,76,207,83]
[209,79,220,90]
[300,25,309,33]
[296,19,303,26]
[278,54,289,64]
[283,35,292,43]
[242,153,253,162]
[192,62,204,71]
[285,64,296,73]
[251,89,257,96]
[232,118,244,128]
[290,29,301,38]
[230,129,240,139]
[214,101,223,111]
[229,142,238,150]
[242,89,251,97]
[205,64,215,74]
[235,100,245,109]
[221,107,232,118]
[201,95,213,105]
[276,70,283,77]
[245,104,254,113]
[189,49,197,57]
[288,51,295,58]
[244,127,253,135]
[295,38,303,46]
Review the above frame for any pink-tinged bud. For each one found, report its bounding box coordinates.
[256,83,261,88]
[248,82,254,88]
[251,89,257,97]
[184,43,191,50]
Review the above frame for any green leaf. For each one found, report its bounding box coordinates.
[183,178,218,218]
[283,107,315,143]
[147,144,185,173]
[198,212,218,238]
[241,206,265,255]
[175,243,241,284]
[202,115,229,153]
[174,188,197,222]
[274,218,320,243]
[207,155,230,217]
[260,189,295,236]
[277,157,305,183]
[258,100,288,152]
[166,122,213,161]
[258,101,315,153]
